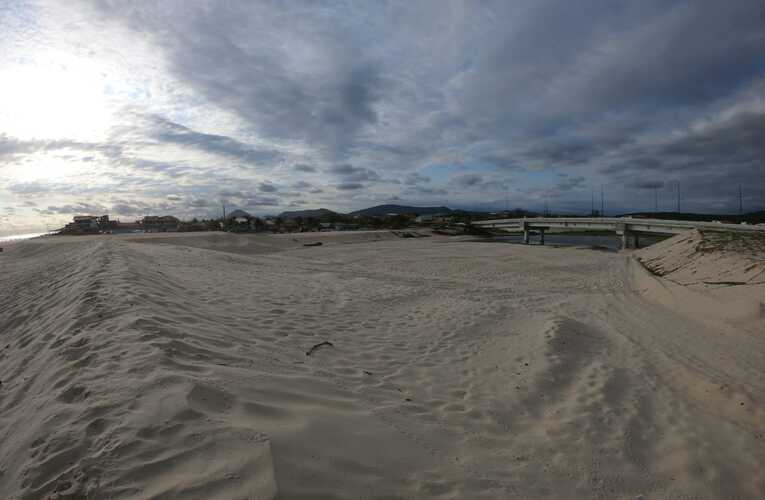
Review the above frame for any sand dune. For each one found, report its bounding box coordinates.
[637,228,765,286]
[0,231,763,499]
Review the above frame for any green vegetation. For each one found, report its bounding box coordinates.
[697,230,765,256]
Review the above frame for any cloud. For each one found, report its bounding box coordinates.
[404,172,430,185]
[629,180,664,190]
[0,134,119,163]
[293,164,317,173]
[452,173,484,188]
[327,164,381,182]
[244,196,280,207]
[131,113,283,166]
[189,198,212,208]
[88,2,387,157]
[336,182,365,191]
[44,202,109,215]
[412,187,448,196]
[258,182,278,192]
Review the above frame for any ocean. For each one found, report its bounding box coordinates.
[0,232,52,245]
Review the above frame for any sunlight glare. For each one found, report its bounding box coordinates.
[0,52,114,142]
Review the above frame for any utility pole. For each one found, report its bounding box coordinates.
[739,184,743,214]
[676,182,680,212]
[600,184,605,217]
[222,202,227,221]
[591,188,595,216]
[654,187,658,213]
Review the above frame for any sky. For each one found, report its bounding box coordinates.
[1,0,764,234]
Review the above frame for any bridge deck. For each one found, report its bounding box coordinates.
[473,217,765,235]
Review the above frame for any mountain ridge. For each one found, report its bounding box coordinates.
[348,204,454,217]
[278,204,455,218]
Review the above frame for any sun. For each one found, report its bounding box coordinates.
[0,50,114,142]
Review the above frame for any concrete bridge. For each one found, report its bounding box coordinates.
[472,217,765,248]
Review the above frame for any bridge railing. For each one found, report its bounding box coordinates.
[472,217,765,234]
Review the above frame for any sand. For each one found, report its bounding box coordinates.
[0,230,763,499]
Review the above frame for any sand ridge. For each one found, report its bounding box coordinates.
[0,231,763,499]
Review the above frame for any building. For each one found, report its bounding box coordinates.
[141,215,180,232]
[415,214,450,224]
[61,215,100,234]
[110,222,143,234]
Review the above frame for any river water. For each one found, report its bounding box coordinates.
[0,232,53,245]
[490,233,668,250]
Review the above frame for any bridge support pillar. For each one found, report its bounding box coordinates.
[521,221,530,244]
[617,224,631,249]
[633,233,640,249]
[539,228,545,245]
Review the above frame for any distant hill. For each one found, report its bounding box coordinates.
[279,208,338,219]
[349,204,454,217]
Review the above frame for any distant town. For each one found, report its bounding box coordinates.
[58,205,479,236]
[58,204,765,236]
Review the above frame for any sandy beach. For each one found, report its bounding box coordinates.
[0,230,763,499]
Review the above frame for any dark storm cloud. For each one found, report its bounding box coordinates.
[258,182,278,192]
[88,2,387,158]
[555,175,587,192]
[629,180,664,190]
[138,114,282,166]
[411,187,448,197]
[336,182,364,191]
[521,141,604,167]
[404,173,430,185]
[327,164,380,182]
[598,107,765,210]
[604,109,765,177]
[452,173,484,188]
[293,164,317,173]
